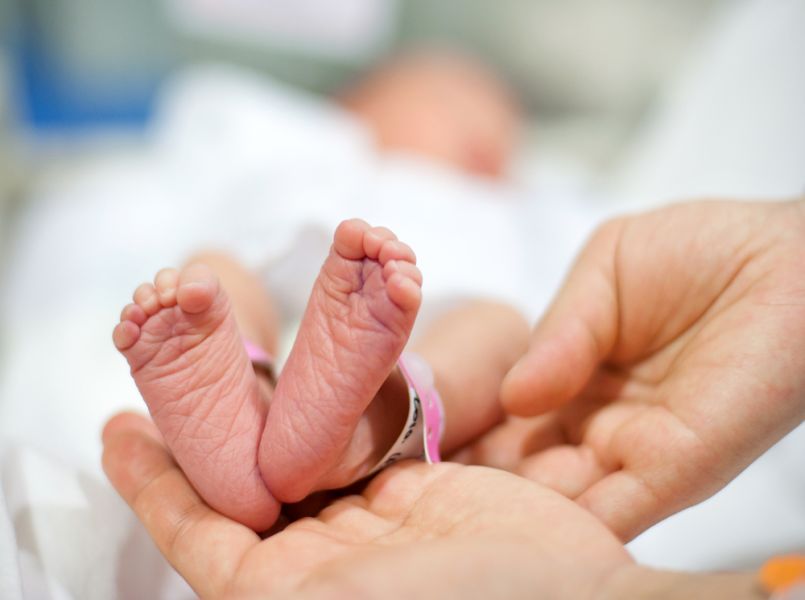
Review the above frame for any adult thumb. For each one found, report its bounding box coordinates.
[501,220,623,416]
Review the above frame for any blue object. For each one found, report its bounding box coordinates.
[9,1,169,131]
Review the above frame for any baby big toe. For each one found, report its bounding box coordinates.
[333,219,372,260]
[176,263,219,314]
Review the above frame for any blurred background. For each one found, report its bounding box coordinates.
[0,0,804,598]
[1,0,802,234]
[0,0,724,228]
[1,0,803,258]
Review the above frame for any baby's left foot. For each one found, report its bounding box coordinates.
[113,265,280,530]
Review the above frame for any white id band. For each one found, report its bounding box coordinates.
[366,352,445,476]
[246,338,445,479]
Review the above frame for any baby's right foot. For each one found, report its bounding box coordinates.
[113,265,280,531]
[260,219,423,502]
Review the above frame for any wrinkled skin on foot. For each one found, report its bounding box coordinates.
[469,199,805,541]
[114,220,422,530]
[113,263,279,530]
[260,219,422,502]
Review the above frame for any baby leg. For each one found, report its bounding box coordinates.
[272,299,530,508]
[411,301,531,455]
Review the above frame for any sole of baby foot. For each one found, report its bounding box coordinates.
[259,219,422,502]
[114,264,280,531]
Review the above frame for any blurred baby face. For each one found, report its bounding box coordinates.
[341,53,520,179]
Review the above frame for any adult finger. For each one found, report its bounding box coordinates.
[447,415,609,500]
[101,410,164,444]
[516,445,609,500]
[576,470,678,542]
[501,219,623,416]
[448,415,566,471]
[102,412,259,598]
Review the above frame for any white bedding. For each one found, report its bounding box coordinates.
[1,0,803,596]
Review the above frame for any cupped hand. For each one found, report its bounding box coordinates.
[481,199,805,541]
[102,412,631,599]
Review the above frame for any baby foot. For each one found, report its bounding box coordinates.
[113,264,280,531]
[260,219,423,502]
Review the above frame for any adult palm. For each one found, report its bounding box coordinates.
[102,412,631,599]
[483,199,805,541]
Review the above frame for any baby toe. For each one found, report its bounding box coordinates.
[120,303,147,326]
[383,260,423,287]
[133,283,161,316]
[379,240,416,265]
[113,320,141,351]
[386,271,422,312]
[333,219,371,260]
[363,226,398,259]
[154,268,180,307]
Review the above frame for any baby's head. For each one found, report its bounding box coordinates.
[340,51,520,179]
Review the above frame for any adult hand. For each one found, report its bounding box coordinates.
[484,199,805,541]
[102,411,632,599]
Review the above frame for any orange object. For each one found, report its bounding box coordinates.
[760,555,805,593]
